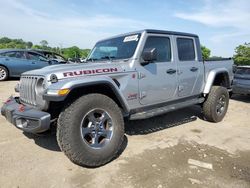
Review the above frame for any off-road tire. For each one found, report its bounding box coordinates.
[57,94,124,167]
[0,66,8,81]
[203,86,229,122]
[229,91,233,98]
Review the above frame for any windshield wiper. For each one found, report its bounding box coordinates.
[86,58,97,62]
[100,56,115,61]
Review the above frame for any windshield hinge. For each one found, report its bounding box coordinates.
[138,72,146,79]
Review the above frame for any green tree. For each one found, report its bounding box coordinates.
[40,40,49,49]
[26,41,33,49]
[0,37,31,49]
[12,39,25,44]
[0,37,11,44]
[5,41,16,48]
[15,43,26,49]
[81,49,91,58]
[201,45,211,60]
[62,46,82,59]
[233,43,250,65]
[0,36,90,60]
[0,44,6,49]
[32,45,42,49]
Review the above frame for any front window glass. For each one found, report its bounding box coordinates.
[54,54,65,61]
[27,52,47,61]
[143,36,171,62]
[87,33,141,61]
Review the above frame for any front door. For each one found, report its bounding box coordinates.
[26,52,50,70]
[138,35,178,105]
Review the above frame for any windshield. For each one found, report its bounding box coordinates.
[87,33,141,61]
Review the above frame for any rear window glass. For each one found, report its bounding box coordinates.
[0,51,25,59]
[236,68,250,75]
[177,38,195,61]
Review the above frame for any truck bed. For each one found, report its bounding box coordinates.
[204,59,234,84]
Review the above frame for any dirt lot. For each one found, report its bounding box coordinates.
[0,80,250,188]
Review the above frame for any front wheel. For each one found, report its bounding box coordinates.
[203,86,229,122]
[57,94,124,167]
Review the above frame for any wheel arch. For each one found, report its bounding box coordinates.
[0,64,10,76]
[203,69,231,94]
[46,79,130,116]
[69,82,129,114]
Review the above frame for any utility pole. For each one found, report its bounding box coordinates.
[59,43,63,54]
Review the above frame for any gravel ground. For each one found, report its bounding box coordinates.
[0,80,250,188]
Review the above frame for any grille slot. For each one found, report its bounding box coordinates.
[20,76,39,106]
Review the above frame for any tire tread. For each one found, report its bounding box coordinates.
[57,94,124,167]
[203,86,229,122]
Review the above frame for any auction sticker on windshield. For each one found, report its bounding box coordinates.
[123,35,139,42]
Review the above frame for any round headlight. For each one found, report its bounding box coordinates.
[50,74,58,83]
[36,78,46,95]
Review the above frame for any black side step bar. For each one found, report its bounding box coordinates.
[130,97,204,120]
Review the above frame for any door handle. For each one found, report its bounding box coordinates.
[32,62,36,64]
[190,67,198,72]
[166,69,176,74]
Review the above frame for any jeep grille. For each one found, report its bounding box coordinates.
[19,76,39,106]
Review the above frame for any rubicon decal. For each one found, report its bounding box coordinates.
[63,68,118,77]
[127,93,138,100]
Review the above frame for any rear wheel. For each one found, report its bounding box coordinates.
[0,66,8,81]
[57,94,124,167]
[203,86,229,122]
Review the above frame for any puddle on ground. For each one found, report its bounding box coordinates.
[190,129,202,133]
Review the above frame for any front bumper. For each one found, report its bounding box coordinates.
[232,85,250,95]
[1,96,51,133]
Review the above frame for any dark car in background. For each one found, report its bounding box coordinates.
[0,49,61,81]
[232,66,250,95]
[33,50,68,64]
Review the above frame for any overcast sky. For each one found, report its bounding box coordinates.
[0,0,249,57]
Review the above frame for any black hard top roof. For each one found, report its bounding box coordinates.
[98,29,198,42]
[144,29,198,37]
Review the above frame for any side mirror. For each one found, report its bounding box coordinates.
[141,48,157,64]
[48,60,57,65]
[48,60,52,65]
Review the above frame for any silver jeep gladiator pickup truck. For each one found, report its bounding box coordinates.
[1,29,233,167]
